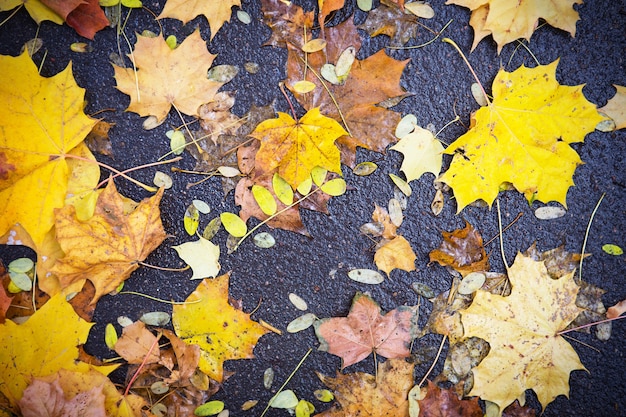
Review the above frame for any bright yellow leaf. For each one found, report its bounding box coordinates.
[251,108,347,189]
[113,30,224,123]
[390,125,444,182]
[172,273,270,382]
[157,0,241,40]
[0,52,97,248]
[0,0,64,24]
[0,294,116,412]
[461,253,585,412]
[439,60,605,212]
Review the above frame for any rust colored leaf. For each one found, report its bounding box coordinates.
[418,380,482,417]
[50,181,166,303]
[315,292,418,368]
[502,400,537,417]
[315,358,414,417]
[113,321,161,365]
[85,121,114,156]
[429,221,489,276]
[65,0,109,39]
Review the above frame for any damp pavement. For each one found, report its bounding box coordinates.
[1,1,625,416]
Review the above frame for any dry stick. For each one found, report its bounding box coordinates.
[279,82,298,122]
[62,152,157,192]
[259,348,313,417]
[0,4,22,27]
[96,156,182,189]
[120,29,141,103]
[124,331,162,397]
[579,193,606,282]
[387,19,453,50]
[418,335,447,388]
[172,103,202,153]
[296,55,353,137]
[484,212,523,246]
[495,198,510,270]
[137,261,189,272]
[508,40,541,68]
[118,291,201,305]
[442,38,491,106]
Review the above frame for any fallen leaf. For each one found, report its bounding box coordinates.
[0,51,97,248]
[447,0,582,52]
[157,0,241,40]
[18,376,107,417]
[0,294,116,412]
[358,0,420,46]
[460,253,586,411]
[173,237,221,279]
[113,30,224,123]
[250,108,347,189]
[50,181,166,303]
[429,221,489,276]
[438,61,605,212]
[607,299,626,319]
[64,0,109,39]
[374,236,417,276]
[114,321,161,364]
[0,264,14,323]
[315,358,414,417]
[600,85,626,130]
[0,0,68,25]
[314,292,418,368]
[85,121,114,156]
[418,380,482,417]
[502,400,537,417]
[172,273,270,382]
[391,126,444,182]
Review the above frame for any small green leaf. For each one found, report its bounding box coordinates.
[320,63,340,85]
[357,0,372,11]
[167,130,186,155]
[335,46,356,81]
[104,323,118,349]
[411,282,435,298]
[297,177,313,195]
[220,212,247,238]
[458,272,486,295]
[203,217,222,241]
[263,367,274,389]
[121,0,142,7]
[236,9,251,24]
[153,171,173,189]
[194,400,225,416]
[193,199,211,214]
[252,185,277,215]
[352,162,377,176]
[8,271,31,291]
[311,166,328,187]
[217,166,241,177]
[602,244,623,256]
[165,35,177,49]
[395,114,417,138]
[8,258,34,273]
[253,232,276,248]
[389,173,412,196]
[314,389,334,402]
[270,390,299,409]
[286,313,317,333]
[140,312,171,326]
[273,173,294,205]
[295,400,315,417]
[151,381,169,395]
[288,293,308,311]
[347,269,384,284]
[320,178,346,196]
[184,204,200,236]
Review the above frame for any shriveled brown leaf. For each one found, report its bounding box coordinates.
[114,321,161,365]
[429,221,489,276]
[359,1,418,46]
[418,380,482,417]
[84,121,114,156]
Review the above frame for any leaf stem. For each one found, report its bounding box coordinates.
[387,19,453,50]
[172,103,202,153]
[558,315,625,336]
[96,156,182,189]
[118,291,201,305]
[442,38,491,106]
[496,198,509,270]
[124,331,162,397]
[579,193,605,282]
[418,335,447,388]
[279,82,299,122]
[259,348,313,417]
[137,261,189,272]
[0,4,22,28]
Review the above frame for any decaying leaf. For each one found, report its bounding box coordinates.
[599,85,626,130]
[429,221,489,276]
[418,380,483,417]
[50,181,166,302]
[0,51,98,248]
[315,292,418,368]
[113,30,224,123]
[438,61,605,212]
[172,273,270,382]
[359,0,426,47]
[447,0,582,52]
[607,299,626,319]
[460,253,586,412]
[157,0,241,40]
[315,358,414,417]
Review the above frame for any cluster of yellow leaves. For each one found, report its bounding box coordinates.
[447,0,582,52]
[438,60,605,212]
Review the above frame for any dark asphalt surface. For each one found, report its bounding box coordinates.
[1,0,625,416]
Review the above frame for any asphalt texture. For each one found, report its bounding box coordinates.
[1,0,625,416]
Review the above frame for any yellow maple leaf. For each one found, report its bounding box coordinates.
[0,0,64,24]
[157,0,241,40]
[250,108,347,189]
[0,52,97,248]
[113,29,224,123]
[0,294,116,412]
[390,125,444,182]
[172,273,270,382]
[316,358,414,417]
[50,181,166,302]
[374,235,417,277]
[447,0,582,52]
[460,253,585,412]
[600,84,626,130]
[438,60,605,212]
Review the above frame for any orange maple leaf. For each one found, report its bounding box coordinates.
[113,29,224,123]
[315,293,418,368]
[172,273,270,382]
[315,358,414,417]
[0,52,97,249]
[50,181,166,303]
[157,0,241,40]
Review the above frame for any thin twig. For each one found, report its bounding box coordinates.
[387,19,453,50]
[418,335,447,387]
[496,198,509,270]
[579,193,605,282]
[484,212,523,246]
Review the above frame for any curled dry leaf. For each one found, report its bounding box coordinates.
[418,380,483,417]
[429,221,489,277]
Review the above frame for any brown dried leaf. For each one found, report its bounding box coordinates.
[429,221,489,276]
[418,380,482,417]
[114,321,161,365]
